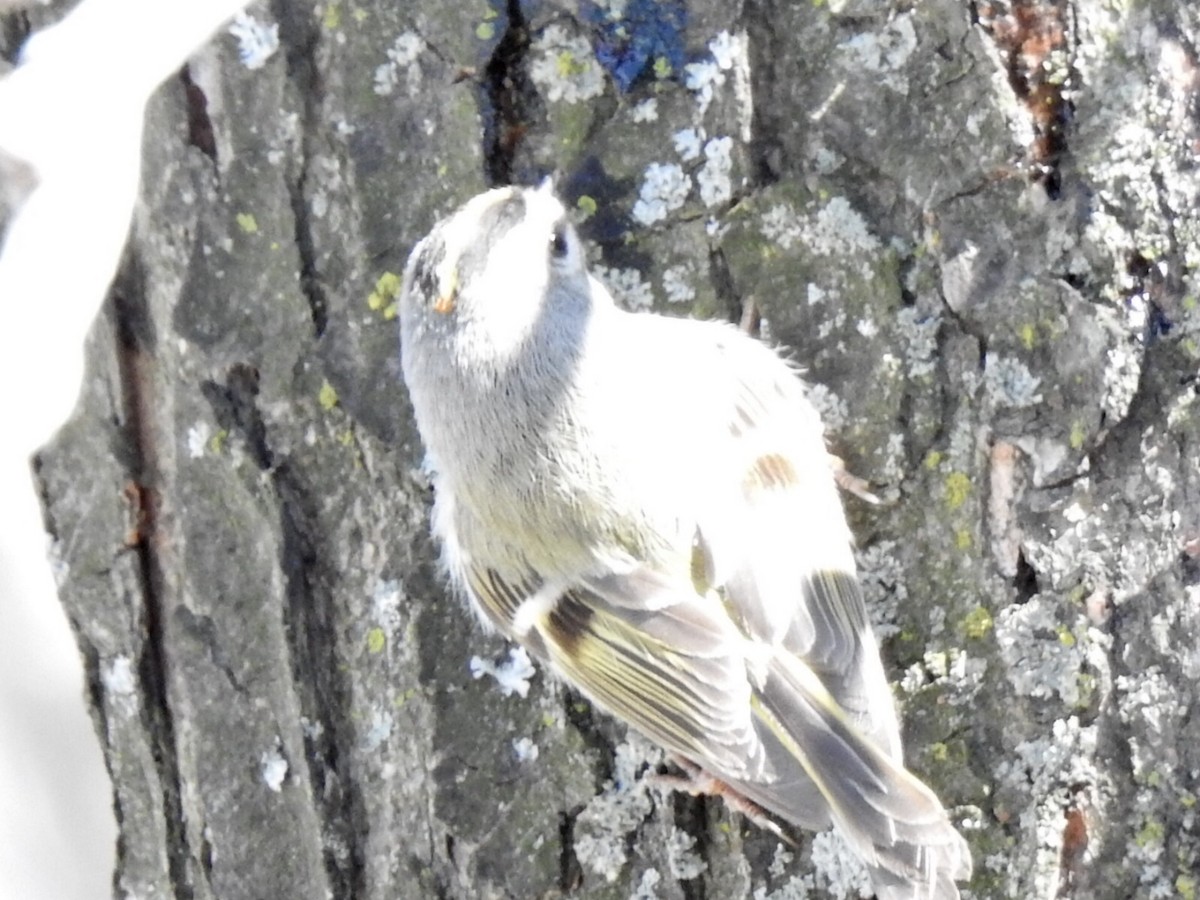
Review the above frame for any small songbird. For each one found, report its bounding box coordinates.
[398,182,971,899]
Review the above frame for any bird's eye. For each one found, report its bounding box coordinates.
[549,224,570,260]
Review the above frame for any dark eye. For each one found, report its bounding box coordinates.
[549,224,570,260]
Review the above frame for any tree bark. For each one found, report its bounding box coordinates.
[25,0,1200,897]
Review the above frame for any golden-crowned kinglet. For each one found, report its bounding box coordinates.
[399,183,971,899]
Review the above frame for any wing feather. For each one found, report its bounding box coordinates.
[469,563,769,779]
[695,332,895,747]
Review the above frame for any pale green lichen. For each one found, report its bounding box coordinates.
[366,627,386,654]
[575,194,597,218]
[1019,322,1036,350]
[961,606,993,640]
[1069,420,1087,450]
[367,271,401,315]
[318,380,339,411]
[943,471,971,511]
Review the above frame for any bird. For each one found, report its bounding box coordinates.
[398,181,972,899]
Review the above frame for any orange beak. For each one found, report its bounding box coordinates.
[433,265,458,314]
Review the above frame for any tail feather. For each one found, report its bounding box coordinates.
[730,651,971,898]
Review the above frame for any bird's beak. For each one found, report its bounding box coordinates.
[433,264,458,314]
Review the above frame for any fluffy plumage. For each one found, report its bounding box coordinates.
[399,183,971,899]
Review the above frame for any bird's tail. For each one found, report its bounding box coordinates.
[728,651,972,900]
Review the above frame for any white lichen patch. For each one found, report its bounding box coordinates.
[812,146,846,175]
[468,644,536,698]
[899,648,984,703]
[768,843,794,878]
[630,868,662,900]
[709,30,740,70]
[632,163,691,226]
[854,541,904,639]
[228,11,280,70]
[838,14,917,94]
[373,31,424,96]
[803,382,848,433]
[512,736,539,763]
[683,30,747,119]
[186,422,211,458]
[665,828,706,880]
[814,302,847,343]
[372,578,404,632]
[260,741,289,792]
[102,656,137,719]
[530,24,605,104]
[759,198,880,258]
[808,829,874,898]
[100,655,135,695]
[595,265,654,310]
[684,59,724,117]
[673,126,704,161]
[631,98,659,122]
[983,354,1043,408]
[993,717,1102,898]
[661,265,696,305]
[362,707,394,751]
[895,307,941,379]
[993,596,1098,706]
[573,734,664,881]
[753,873,813,900]
[810,197,880,256]
[1101,340,1141,422]
[1116,667,1186,774]
[762,204,804,250]
[697,136,734,207]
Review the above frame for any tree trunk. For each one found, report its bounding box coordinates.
[28,0,1200,897]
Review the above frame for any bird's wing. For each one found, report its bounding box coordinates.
[685,328,898,747]
[692,329,971,893]
[467,561,770,779]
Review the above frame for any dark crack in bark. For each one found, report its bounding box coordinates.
[200,357,367,898]
[273,0,328,338]
[109,249,196,899]
[180,65,217,163]
[482,0,534,185]
[557,807,584,893]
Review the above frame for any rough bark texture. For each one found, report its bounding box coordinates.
[13,0,1200,897]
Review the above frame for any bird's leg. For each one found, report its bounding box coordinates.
[829,453,881,504]
[649,755,797,845]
